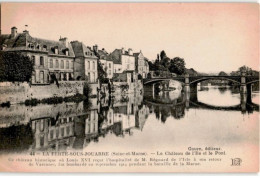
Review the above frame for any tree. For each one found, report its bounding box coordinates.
[0,52,34,82]
[238,65,252,75]
[160,57,171,69]
[148,61,156,71]
[97,59,107,84]
[160,50,167,60]
[218,71,228,76]
[169,57,186,75]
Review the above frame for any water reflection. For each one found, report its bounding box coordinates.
[0,86,259,153]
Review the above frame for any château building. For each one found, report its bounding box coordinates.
[0,27,75,84]
[70,41,98,83]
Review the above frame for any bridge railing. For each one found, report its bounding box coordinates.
[148,71,177,79]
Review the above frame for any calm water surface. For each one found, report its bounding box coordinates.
[0,85,258,156]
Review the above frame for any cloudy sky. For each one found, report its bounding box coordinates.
[1,3,259,73]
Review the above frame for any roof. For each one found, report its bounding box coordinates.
[112,73,127,82]
[110,48,134,64]
[70,41,98,59]
[110,49,122,64]
[96,49,110,61]
[133,52,140,59]
[0,32,75,57]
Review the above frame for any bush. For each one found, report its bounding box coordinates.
[25,98,39,106]
[83,82,92,98]
[0,52,34,82]
[1,101,10,108]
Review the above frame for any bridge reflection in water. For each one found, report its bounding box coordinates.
[0,86,259,153]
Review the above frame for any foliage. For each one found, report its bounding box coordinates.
[160,50,167,60]
[230,65,258,76]
[97,59,107,84]
[148,51,186,75]
[83,82,92,98]
[239,65,252,73]
[218,71,228,76]
[160,57,171,69]
[1,101,10,108]
[0,52,34,82]
[24,93,87,106]
[0,124,34,152]
[169,57,186,75]
[138,74,143,80]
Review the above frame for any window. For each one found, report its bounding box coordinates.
[66,61,69,69]
[92,61,95,70]
[43,45,47,51]
[50,130,54,139]
[66,126,70,135]
[70,62,74,69]
[88,61,90,69]
[109,63,111,68]
[61,60,64,69]
[31,56,35,65]
[40,56,44,66]
[49,59,53,68]
[56,59,59,68]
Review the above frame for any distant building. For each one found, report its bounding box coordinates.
[71,41,98,83]
[133,51,149,79]
[110,48,135,73]
[93,45,114,79]
[0,27,75,84]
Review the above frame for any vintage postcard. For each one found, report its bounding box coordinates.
[0,2,259,172]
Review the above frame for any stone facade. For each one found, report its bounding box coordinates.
[0,27,75,84]
[110,48,135,73]
[133,51,149,79]
[0,81,85,104]
[71,41,98,83]
[93,46,114,79]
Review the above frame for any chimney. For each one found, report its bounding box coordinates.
[128,48,133,55]
[59,37,68,47]
[23,30,29,34]
[93,45,98,52]
[11,27,17,39]
[121,48,124,54]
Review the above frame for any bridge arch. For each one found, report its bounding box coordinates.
[189,76,241,85]
[143,78,184,85]
[246,80,259,85]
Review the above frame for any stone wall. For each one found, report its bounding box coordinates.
[0,81,85,104]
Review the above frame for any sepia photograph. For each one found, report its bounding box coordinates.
[0,2,259,173]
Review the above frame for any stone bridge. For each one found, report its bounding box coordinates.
[143,72,259,102]
[144,92,259,114]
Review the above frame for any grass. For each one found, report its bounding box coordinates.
[1,101,11,108]
[24,93,87,106]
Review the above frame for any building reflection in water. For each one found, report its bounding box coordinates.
[26,92,151,151]
[0,87,258,153]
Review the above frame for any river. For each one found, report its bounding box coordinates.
[0,85,258,171]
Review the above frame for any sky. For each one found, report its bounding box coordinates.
[1,3,259,73]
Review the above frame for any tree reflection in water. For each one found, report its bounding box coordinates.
[0,86,258,153]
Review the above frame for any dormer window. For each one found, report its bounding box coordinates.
[36,45,40,49]
[64,49,69,56]
[43,45,47,51]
